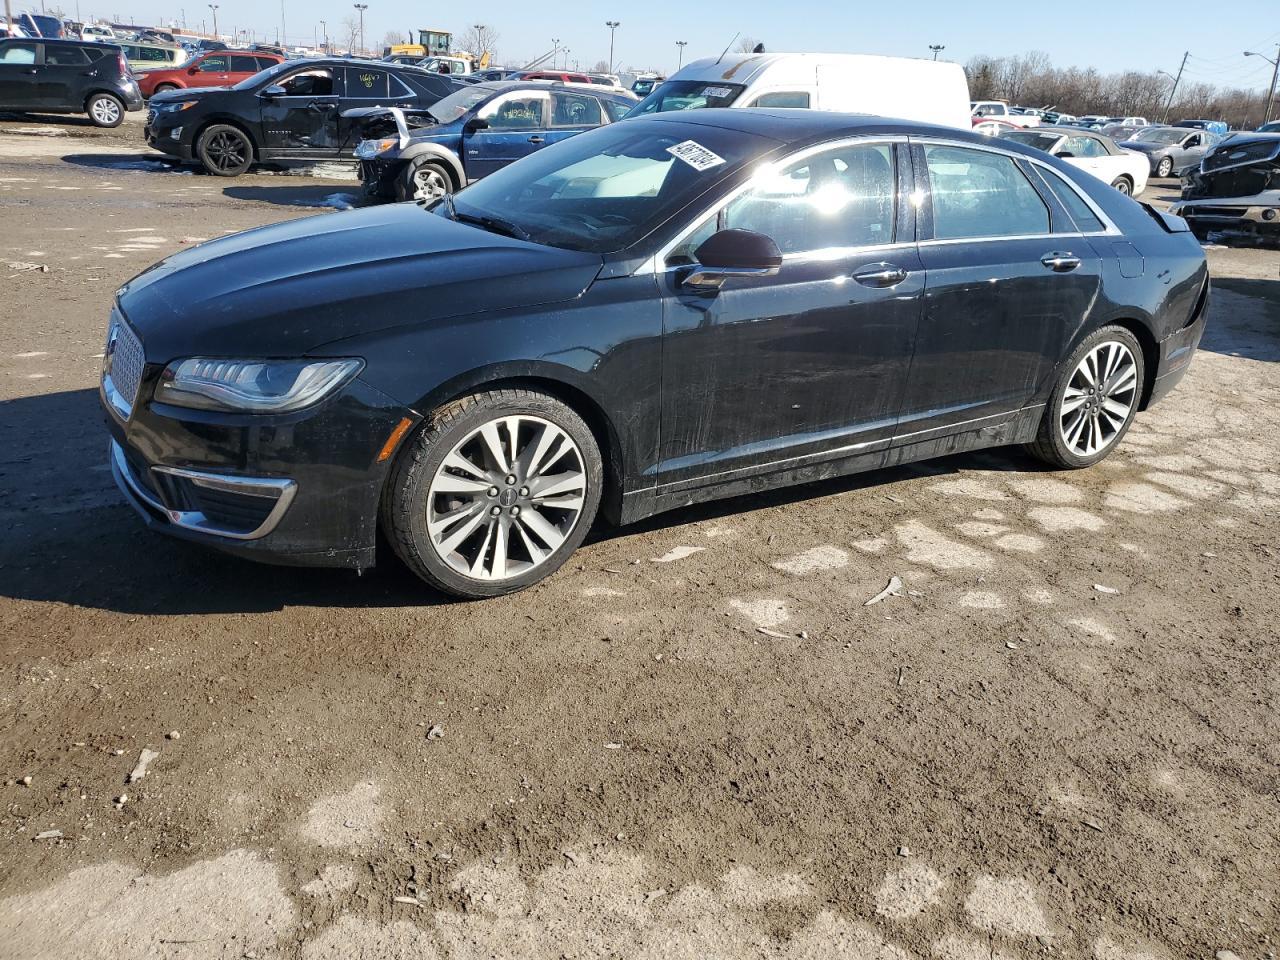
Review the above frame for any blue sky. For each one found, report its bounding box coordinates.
[89,0,1280,89]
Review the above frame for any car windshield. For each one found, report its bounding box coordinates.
[442,120,779,254]
[425,83,503,122]
[1000,130,1063,152]
[1134,128,1188,145]
[627,80,746,116]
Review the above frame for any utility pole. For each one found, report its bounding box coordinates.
[353,2,366,57]
[207,2,216,38]
[279,0,284,49]
[3,0,12,34]
[1245,45,1280,124]
[551,37,560,69]
[675,39,686,70]
[605,20,619,74]
[1162,51,1188,123]
[318,19,325,53]
[928,44,944,61]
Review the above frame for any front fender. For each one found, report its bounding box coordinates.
[398,141,465,189]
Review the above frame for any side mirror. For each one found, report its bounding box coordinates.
[187,66,198,74]
[464,116,489,133]
[1057,150,1075,158]
[261,84,286,98]
[684,229,782,290]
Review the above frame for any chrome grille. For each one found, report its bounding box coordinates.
[105,318,145,417]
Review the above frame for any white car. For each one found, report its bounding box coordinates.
[970,100,1040,127]
[79,24,116,42]
[0,22,30,38]
[1000,127,1150,196]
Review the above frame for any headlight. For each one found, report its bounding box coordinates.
[157,358,363,413]
[155,101,197,114]
[354,137,399,159]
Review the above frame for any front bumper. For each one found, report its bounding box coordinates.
[101,320,416,569]
[1170,198,1280,237]
[144,112,195,160]
[1147,277,1210,408]
[358,157,405,198]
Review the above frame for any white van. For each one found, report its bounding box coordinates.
[629,52,970,129]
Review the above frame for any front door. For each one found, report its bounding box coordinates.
[0,41,41,108]
[258,65,340,157]
[657,141,922,488]
[463,90,550,180]
[189,52,232,88]
[898,141,1104,440]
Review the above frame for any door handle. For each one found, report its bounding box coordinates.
[1040,252,1081,272]
[527,135,545,144]
[22,68,38,75]
[852,264,908,287]
[308,100,334,112]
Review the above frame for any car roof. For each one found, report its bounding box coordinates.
[468,79,634,101]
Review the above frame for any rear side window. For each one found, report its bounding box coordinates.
[0,42,38,63]
[230,55,258,72]
[255,56,278,71]
[551,92,602,127]
[343,67,389,98]
[924,144,1050,240]
[45,45,92,65]
[750,91,811,108]
[1036,166,1106,234]
[602,100,630,122]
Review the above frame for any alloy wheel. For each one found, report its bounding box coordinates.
[412,166,449,203]
[206,132,247,171]
[1156,157,1173,178]
[91,97,120,125]
[426,415,587,581]
[1058,341,1139,458]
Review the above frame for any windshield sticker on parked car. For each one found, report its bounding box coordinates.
[701,86,734,99]
[666,140,726,172]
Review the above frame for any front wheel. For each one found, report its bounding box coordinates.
[196,124,253,176]
[397,158,453,204]
[1110,176,1133,196]
[1028,326,1144,469]
[86,93,124,127]
[382,388,604,598]
[1155,156,1174,178]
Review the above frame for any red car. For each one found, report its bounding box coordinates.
[518,70,592,84]
[137,50,283,98]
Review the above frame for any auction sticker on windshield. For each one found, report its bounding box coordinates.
[666,140,726,172]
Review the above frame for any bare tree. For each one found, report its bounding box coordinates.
[340,14,360,55]
[591,59,610,74]
[458,25,499,62]
[736,36,760,54]
[381,30,405,51]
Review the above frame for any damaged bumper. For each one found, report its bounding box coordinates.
[1176,136,1280,238]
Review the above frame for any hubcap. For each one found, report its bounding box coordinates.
[412,168,448,203]
[207,132,247,171]
[92,98,119,123]
[426,415,587,581]
[1059,341,1138,457]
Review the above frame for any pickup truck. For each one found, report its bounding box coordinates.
[970,101,1040,127]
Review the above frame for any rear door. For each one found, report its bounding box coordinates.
[898,140,1104,439]
[544,90,604,148]
[227,54,263,87]
[335,66,413,153]
[38,41,94,107]
[0,41,41,108]
[464,89,550,179]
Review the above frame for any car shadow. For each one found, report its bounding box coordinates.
[62,152,195,173]
[1202,278,1280,361]
[221,184,364,210]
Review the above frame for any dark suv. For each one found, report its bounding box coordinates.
[145,57,460,176]
[0,37,143,126]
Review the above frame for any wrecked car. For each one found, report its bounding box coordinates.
[349,81,634,202]
[1174,134,1280,241]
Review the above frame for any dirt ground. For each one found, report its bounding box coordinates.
[1,112,1278,960]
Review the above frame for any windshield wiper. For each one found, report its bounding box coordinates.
[453,211,534,243]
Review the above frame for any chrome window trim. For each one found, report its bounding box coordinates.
[1028,162,1121,237]
[638,134,909,275]
[911,135,1123,238]
[110,440,297,541]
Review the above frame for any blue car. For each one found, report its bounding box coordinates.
[350,81,635,202]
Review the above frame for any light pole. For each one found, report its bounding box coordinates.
[207,2,217,38]
[551,37,559,69]
[675,39,687,70]
[352,3,366,57]
[318,18,325,53]
[1245,46,1280,125]
[605,20,620,74]
[279,0,285,49]
[928,44,945,61]
[473,23,486,60]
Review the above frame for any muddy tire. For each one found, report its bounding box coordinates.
[196,124,254,177]
[382,388,603,598]
[86,93,124,128]
[1028,325,1145,469]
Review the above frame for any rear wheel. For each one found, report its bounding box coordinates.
[86,93,124,128]
[1028,325,1144,469]
[1110,176,1133,196]
[382,388,603,598]
[1155,156,1174,178]
[397,158,453,204]
[196,124,253,176]
[152,83,178,95]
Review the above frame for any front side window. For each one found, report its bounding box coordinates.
[197,54,228,72]
[924,144,1050,240]
[720,143,896,254]
[551,92,601,127]
[278,68,333,96]
[750,91,811,108]
[0,42,38,63]
[481,93,547,129]
[343,68,389,99]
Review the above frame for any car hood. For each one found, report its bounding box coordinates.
[148,85,233,102]
[1183,137,1280,201]
[1121,141,1168,153]
[116,204,604,360]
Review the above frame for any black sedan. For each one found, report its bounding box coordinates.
[144,57,459,176]
[103,110,1209,598]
